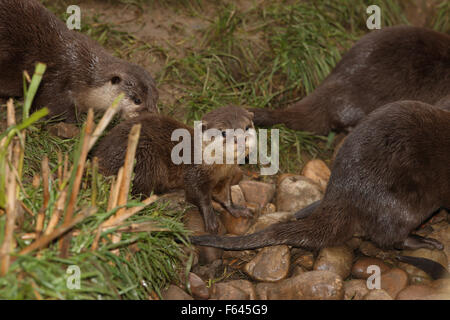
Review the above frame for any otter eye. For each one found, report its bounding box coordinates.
[245,125,250,131]
[133,97,142,105]
[111,76,121,84]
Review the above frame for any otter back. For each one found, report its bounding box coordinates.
[251,26,450,135]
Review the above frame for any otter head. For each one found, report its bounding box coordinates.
[201,105,256,164]
[75,59,159,119]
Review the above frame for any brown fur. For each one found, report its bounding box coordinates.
[191,101,450,251]
[94,105,255,233]
[251,26,450,135]
[0,0,158,121]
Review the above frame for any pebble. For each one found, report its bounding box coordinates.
[313,246,354,279]
[423,293,450,300]
[246,211,294,234]
[239,180,276,208]
[161,285,194,300]
[230,185,246,206]
[363,289,393,300]
[301,159,331,192]
[244,245,290,282]
[219,210,254,235]
[210,280,256,300]
[396,285,438,300]
[344,279,369,300]
[276,175,323,212]
[351,257,390,279]
[431,278,450,294]
[256,271,344,300]
[380,268,409,299]
[187,272,209,300]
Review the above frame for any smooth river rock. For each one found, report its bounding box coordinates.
[256,271,344,300]
[380,268,409,299]
[244,245,290,282]
[239,180,276,208]
[351,257,391,279]
[161,285,194,300]
[276,175,323,212]
[344,279,370,300]
[313,246,354,279]
[396,285,438,300]
[301,159,331,192]
[187,272,209,300]
[210,280,256,300]
[246,211,294,234]
[363,289,393,300]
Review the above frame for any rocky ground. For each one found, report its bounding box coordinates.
[158,159,450,300]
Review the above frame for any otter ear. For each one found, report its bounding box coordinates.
[111,76,121,84]
[245,110,254,120]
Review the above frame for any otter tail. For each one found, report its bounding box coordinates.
[397,256,449,279]
[190,203,351,251]
[248,105,330,135]
[249,108,286,127]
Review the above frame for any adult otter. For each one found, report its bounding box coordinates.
[251,26,450,135]
[94,106,256,233]
[0,0,158,121]
[191,101,450,252]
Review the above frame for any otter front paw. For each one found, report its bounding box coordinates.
[227,204,253,218]
[204,215,219,234]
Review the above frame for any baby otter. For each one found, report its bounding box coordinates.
[94,106,256,233]
[0,0,158,121]
[191,101,450,251]
[251,26,450,135]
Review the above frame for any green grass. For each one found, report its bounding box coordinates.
[153,0,414,170]
[0,64,190,300]
[0,108,191,298]
[0,146,191,299]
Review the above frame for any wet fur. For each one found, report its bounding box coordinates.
[251,26,450,135]
[191,101,450,251]
[0,0,158,121]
